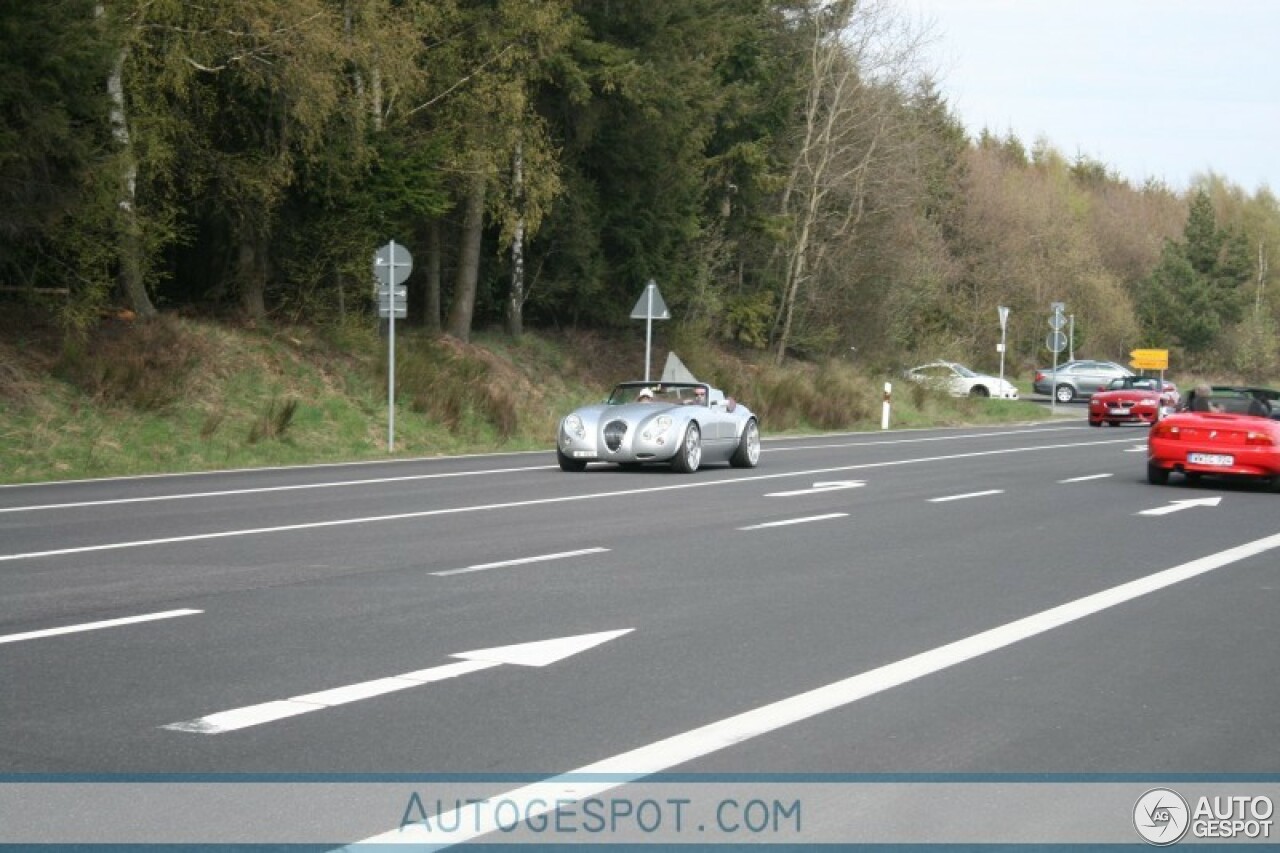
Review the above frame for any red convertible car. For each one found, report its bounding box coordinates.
[1088,376,1178,427]
[1147,386,1280,488]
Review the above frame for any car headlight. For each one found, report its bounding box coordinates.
[641,415,673,442]
[563,414,585,439]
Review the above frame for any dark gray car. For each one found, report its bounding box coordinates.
[1032,360,1133,402]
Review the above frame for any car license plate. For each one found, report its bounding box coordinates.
[1109,407,1130,415]
[1188,452,1233,466]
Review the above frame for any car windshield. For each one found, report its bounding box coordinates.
[951,364,977,378]
[607,383,708,406]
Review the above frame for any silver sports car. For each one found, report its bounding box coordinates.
[556,381,761,473]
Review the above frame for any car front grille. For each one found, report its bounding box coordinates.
[603,420,627,452]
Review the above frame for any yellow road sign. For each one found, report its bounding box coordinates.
[1129,348,1169,370]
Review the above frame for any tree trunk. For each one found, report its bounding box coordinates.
[237,227,268,323]
[446,171,486,342]
[425,219,442,333]
[505,141,525,338]
[102,8,156,320]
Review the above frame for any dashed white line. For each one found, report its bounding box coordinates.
[0,609,201,645]
[738,513,848,530]
[928,490,1004,503]
[1058,473,1114,483]
[432,548,609,577]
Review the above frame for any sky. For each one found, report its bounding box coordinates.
[900,0,1277,192]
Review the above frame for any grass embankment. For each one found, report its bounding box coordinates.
[0,312,1053,485]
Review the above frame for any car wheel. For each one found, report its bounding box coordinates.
[1055,384,1075,403]
[671,422,702,473]
[1147,463,1169,485]
[556,448,587,473]
[730,418,761,468]
[1088,419,1101,427]
[969,386,990,398]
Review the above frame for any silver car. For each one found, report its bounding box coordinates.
[556,381,761,473]
[1032,360,1133,403]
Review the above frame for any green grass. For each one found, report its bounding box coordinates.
[0,314,1059,485]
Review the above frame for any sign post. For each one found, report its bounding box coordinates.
[374,240,412,451]
[1048,302,1066,413]
[629,279,670,382]
[997,306,1010,388]
[1130,348,1170,418]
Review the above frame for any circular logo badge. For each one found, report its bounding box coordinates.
[1134,788,1190,846]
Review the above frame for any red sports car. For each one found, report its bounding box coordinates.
[1088,376,1178,427]
[1147,387,1280,487]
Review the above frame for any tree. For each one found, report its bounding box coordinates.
[771,0,928,364]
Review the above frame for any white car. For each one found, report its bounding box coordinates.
[906,361,1019,399]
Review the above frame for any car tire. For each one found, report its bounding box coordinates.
[1089,419,1101,427]
[1055,384,1075,403]
[730,418,761,468]
[671,422,702,473]
[1147,463,1169,485]
[556,448,587,472]
[969,386,990,398]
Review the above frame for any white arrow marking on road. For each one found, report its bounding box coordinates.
[765,480,866,497]
[433,547,609,577]
[738,513,848,530]
[1138,497,1223,516]
[162,629,633,734]
[928,489,1004,503]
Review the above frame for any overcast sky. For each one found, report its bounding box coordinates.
[901,0,1277,192]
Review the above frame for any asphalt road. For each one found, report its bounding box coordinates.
[3,414,1278,846]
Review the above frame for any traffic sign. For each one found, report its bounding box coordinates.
[1129,348,1169,370]
[377,286,407,319]
[374,241,413,287]
[1046,331,1067,353]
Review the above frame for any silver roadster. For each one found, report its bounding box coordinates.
[556,381,761,473]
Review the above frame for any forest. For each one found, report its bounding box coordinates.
[2,0,1278,378]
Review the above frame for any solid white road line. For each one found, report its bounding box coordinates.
[0,438,1135,564]
[928,489,1004,503]
[1058,473,1114,483]
[347,530,1280,849]
[0,466,550,514]
[0,609,201,645]
[432,548,609,577]
[737,513,848,530]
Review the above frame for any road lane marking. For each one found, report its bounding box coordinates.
[766,425,1087,453]
[928,489,1004,503]
[737,513,847,530]
[0,424,1088,494]
[765,480,865,497]
[0,438,1136,563]
[1058,473,1113,483]
[163,630,633,734]
[0,609,201,645]
[0,466,551,514]
[432,548,609,577]
[348,530,1280,849]
[1138,497,1223,516]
